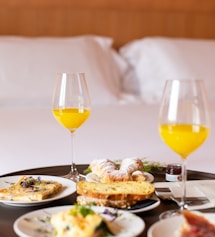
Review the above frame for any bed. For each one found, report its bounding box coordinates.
[0,0,215,175]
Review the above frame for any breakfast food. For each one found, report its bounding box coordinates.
[77,180,154,201]
[50,204,113,237]
[77,195,138,209]
[89,157,145,183]
[80,158,154,209]
[180,210,215,237]
[0,176,63,201]
[76,180,155,208]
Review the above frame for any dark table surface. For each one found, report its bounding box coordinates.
[0,165,215,237]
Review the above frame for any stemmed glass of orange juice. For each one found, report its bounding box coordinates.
[158,79,210,219]
[52,72,91,182]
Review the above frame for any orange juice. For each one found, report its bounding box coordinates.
[53,108,91,133]
[159,124,209,159]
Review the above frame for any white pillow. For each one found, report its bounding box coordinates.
[0,36,126,107]
[120,37,215,103]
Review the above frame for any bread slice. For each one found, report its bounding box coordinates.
[77,195,138,209]
[0,176,63,201]
[76,180,154,201]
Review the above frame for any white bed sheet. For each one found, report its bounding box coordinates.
[0,102,214,175]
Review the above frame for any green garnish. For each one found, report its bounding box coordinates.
[79,206,95,217]
[95,221,114,237]
[142,160,166,173]
[83,166,91,175]
[70,204,95,217]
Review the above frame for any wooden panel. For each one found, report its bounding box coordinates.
[0,0,215,47]
[1,0,215,12]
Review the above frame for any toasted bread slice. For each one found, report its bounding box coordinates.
[76,180,154,201]
[0,176,63,201]
[77,195,138,209]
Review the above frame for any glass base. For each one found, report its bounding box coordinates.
[63,172,85,182]
[62,163,86,182]
[159,209,181,220]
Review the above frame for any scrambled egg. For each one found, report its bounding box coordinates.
[51,205,112,237]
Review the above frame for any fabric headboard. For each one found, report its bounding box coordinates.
[1,0,215,48]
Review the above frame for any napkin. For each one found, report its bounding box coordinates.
[154,180,215,210]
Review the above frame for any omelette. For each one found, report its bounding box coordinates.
[0,176,63,201]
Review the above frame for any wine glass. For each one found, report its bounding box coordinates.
[52,72,91,182]
[158,79,210,219]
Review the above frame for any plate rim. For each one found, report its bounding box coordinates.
[14,205,145,237]
[147,212,215,237]
[0,175,76,206]
[130,197,160,213]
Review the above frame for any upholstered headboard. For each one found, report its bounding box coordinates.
[1,0,215,48]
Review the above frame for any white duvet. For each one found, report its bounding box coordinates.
[0,36,215,175]
[0,102,214,175]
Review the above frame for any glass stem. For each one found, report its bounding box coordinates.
[180,158,187,210]
[70,131,78,175]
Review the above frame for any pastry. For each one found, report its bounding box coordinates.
[90,157,144,183]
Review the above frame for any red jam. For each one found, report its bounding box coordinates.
[166,163,182,181]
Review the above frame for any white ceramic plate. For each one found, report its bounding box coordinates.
[14,205,145,237]
[147,212,215,237]
[0,175,76,206]
[86,171,154,183]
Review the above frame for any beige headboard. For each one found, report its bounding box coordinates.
[1,0,215,48]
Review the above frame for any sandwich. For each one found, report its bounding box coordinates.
[76,180,155,209]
